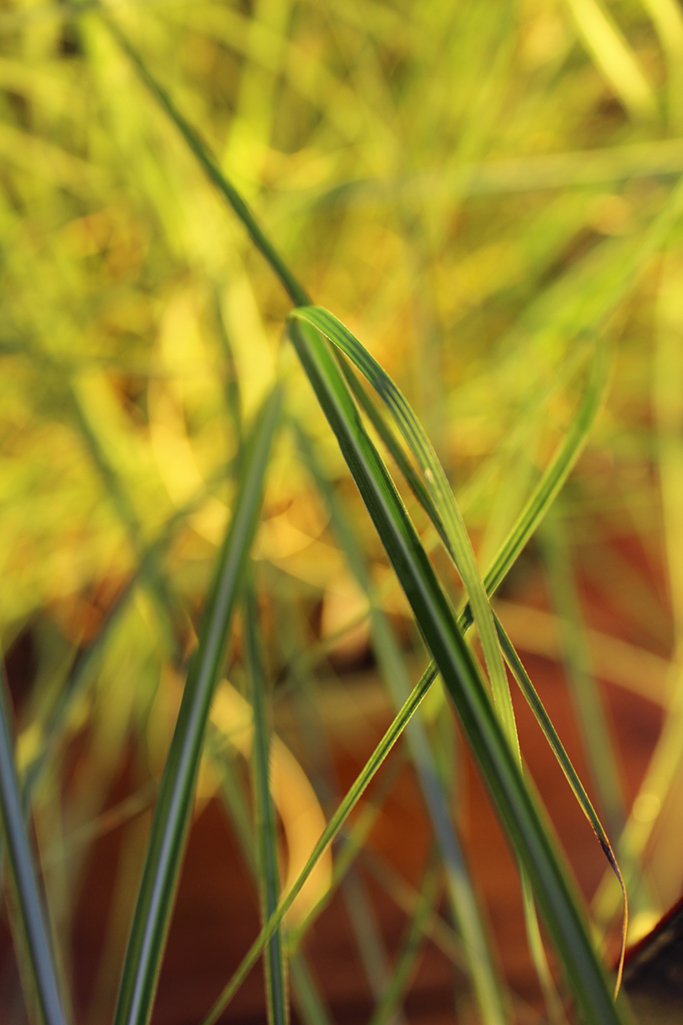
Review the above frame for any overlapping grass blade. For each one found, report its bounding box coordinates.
[288,308,567,1021]
[103,26,625,1023]
[289,306,514,739]
[294,421,508,1024]
[0,661,69,1025]
[113,386,282,1025]
[495,618,628,996]
[244,584,289,1025]
[285,318,626,1025]
[199,662,439,1025]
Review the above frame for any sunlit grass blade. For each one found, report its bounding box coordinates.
[199,662,439,1025]
[294,420,508,1024]
[113,386,282,1025]
[0,660,69,1025]
[244,583,289,1025]
[101,14,310,308]
[495,617,628,997]
[563,0,656,120]
[285,318,627,1025]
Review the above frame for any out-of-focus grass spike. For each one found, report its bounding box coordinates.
[541,514,627,841]
[366,861,440,1025]
[244,583,289,1025]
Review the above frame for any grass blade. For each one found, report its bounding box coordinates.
[473,343,609,625]
[0,660,69,1025]
[495,617,628,997]
[113,386,282,1025]
[294,421,508,1024]
[244,583,289,1025]
[102,15,310,308]
[199,662,439,1025]
[100,30,626,1021]
[284,318,626,1025]
[290,306,514,739]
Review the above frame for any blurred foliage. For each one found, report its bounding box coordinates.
[2,0,683,1021]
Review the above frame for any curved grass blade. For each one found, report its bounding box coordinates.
[0,661,69,1025]
[113,386,282,1025]
[495,617,629,997]
[284,319,626,1025]
[202,320,625,1025]
[289,306,514,741]
[244,584,289,1025]
[290,309,560,1020]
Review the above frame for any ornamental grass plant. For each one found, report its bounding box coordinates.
[1,1,683,1023]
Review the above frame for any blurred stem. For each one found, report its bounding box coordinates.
[541,514,626,840]
[0,661,69,1025]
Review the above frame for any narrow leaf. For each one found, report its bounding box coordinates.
[244,583,289,1025]
[113,386,282,1025]
[284,318,626,1025]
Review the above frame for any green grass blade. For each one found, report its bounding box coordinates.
[99,31,626,1021]
[284,318,626,1025]
[113,386,282,1025]
[289,954,333,1025]
[290,306,514,741]
[244,584,289,1025]
[102,15,310,309]
[199,662,439,1025]
[337,362,447,536]
[294,421,508,1024]
[0,661,69,1025]
[496,616,628,996]
[288,308,568,1019]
